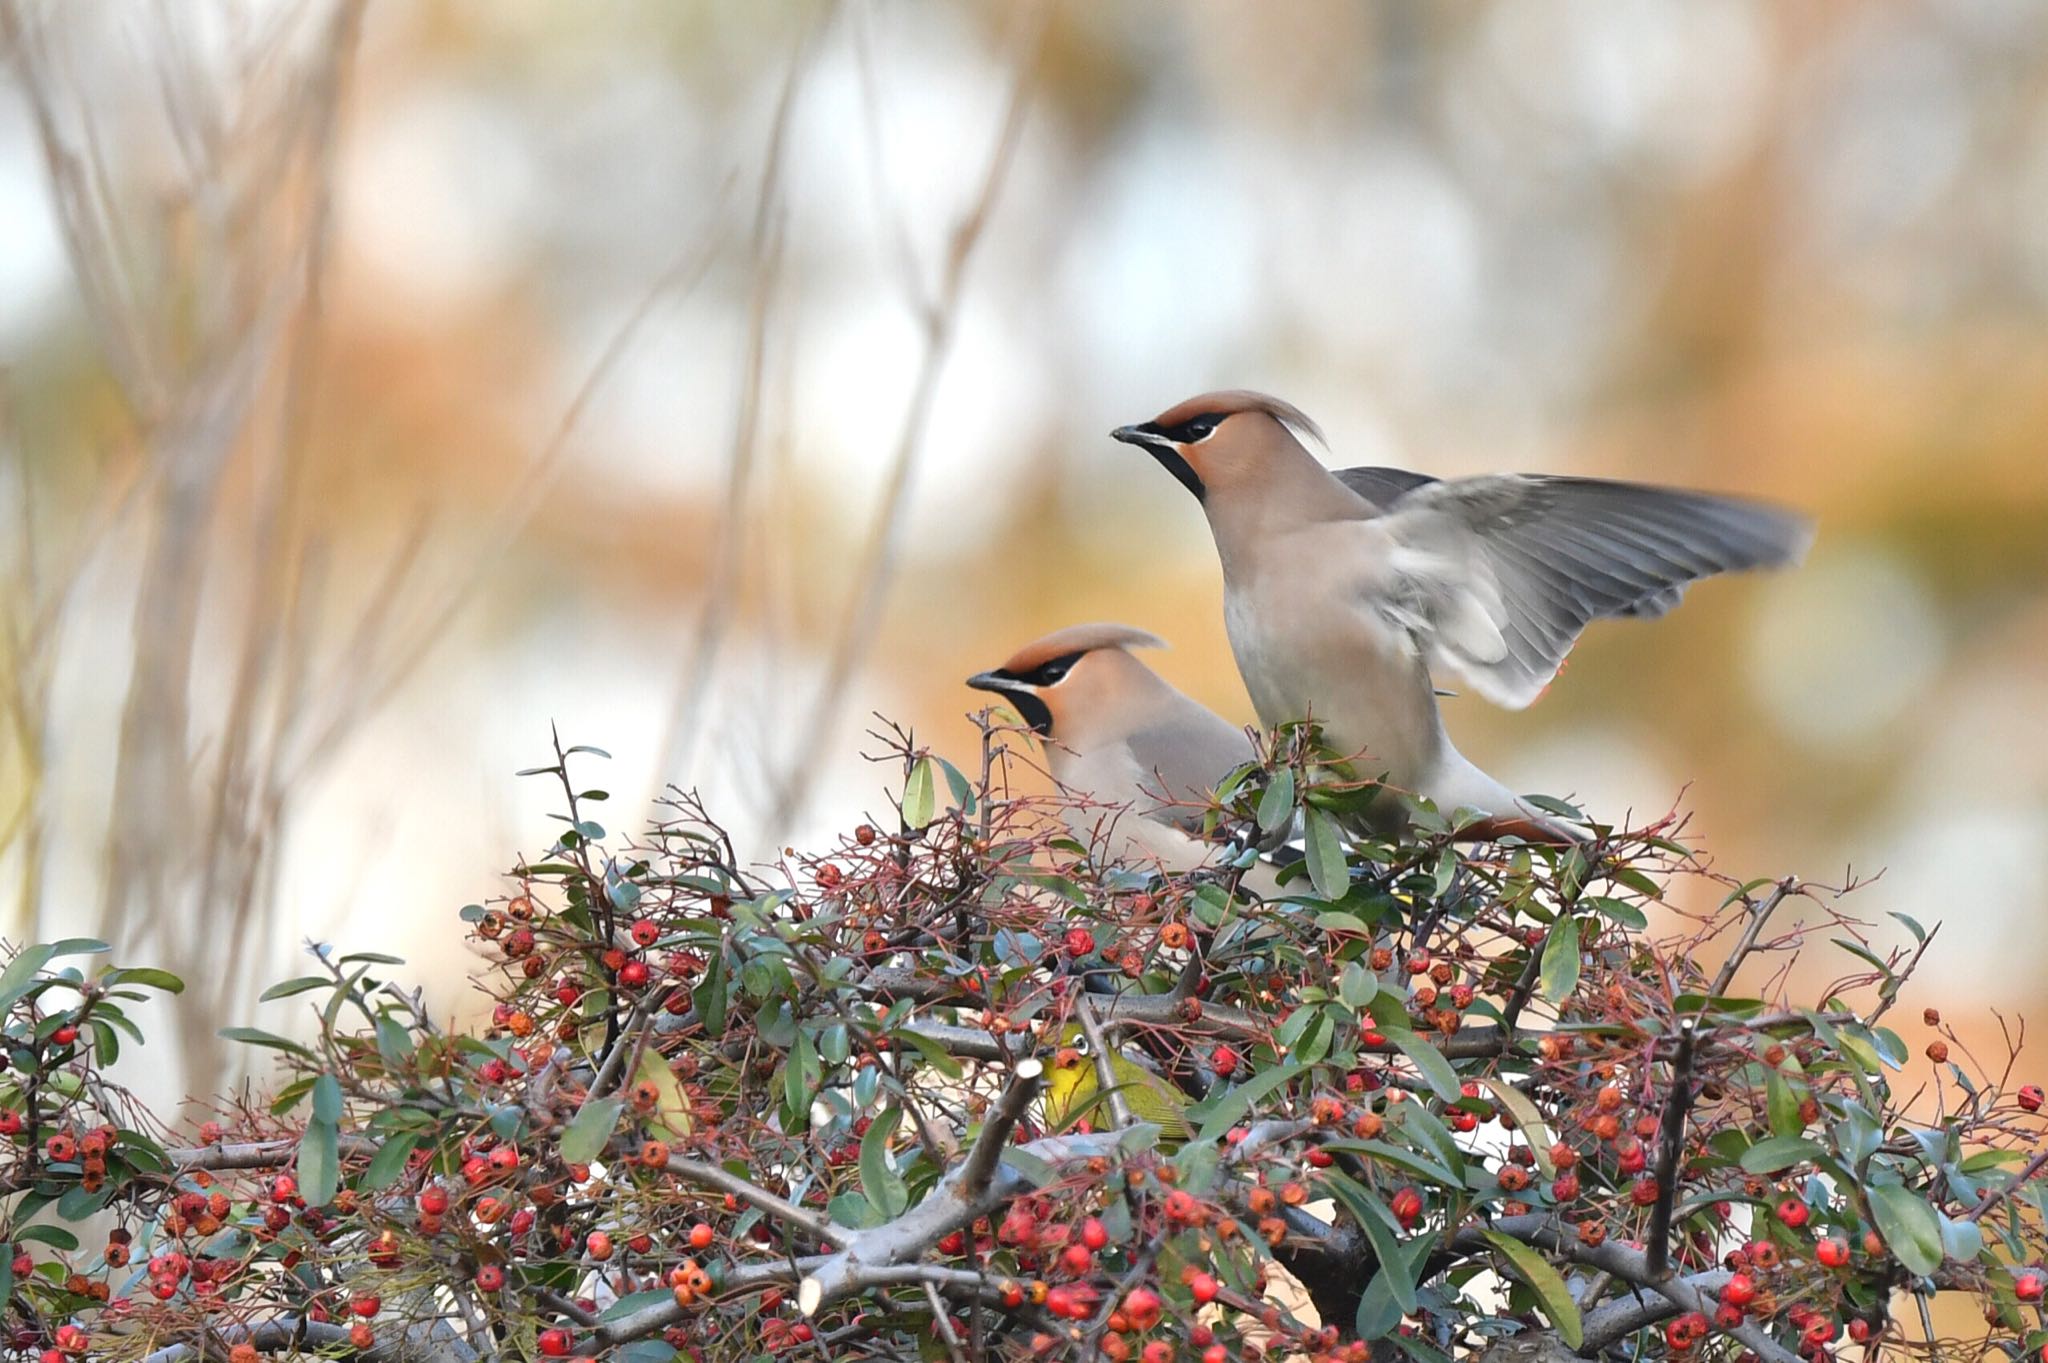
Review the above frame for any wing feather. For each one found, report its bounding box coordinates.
[1368,473,1811,708]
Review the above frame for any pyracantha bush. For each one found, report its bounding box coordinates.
[0,721,2042,1363]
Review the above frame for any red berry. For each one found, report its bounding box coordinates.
[50,1025,77,1047]
[619,960,650,988]
[350,1295,380,1318]
[348,1324,374,1351]
[1390,1188,1423,1227]
[630,919,659,947]
[270,1175,297,1203]
[418,1186,449,1216]
[688,1223,714,1251]
[1211,1045,1239,1077]
[1080,1217,1108,1251]
[1063,928,1095,957]
[2020,1085,2044,1113]
[1189,1272,1219,1304]
[537,1328,573,1357]
[1722,1272,1756,1307]
[2016,1269,2046,1302]
[1122,1287,1162,1331]
[476,1265,505,1292]
[937,1231,966,1255]
[1776,1196,1810,1229]
[1815,1236,1848,1268]
[1060,1243,1093,1276]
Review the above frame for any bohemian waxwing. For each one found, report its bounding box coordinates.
[1112,391,1812,838]
[965,623,1274,883]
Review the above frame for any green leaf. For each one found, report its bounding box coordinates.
[1303,807,1348,900]
[1338,961,1379,1009]
[1481,1230,1582,1348]
[1467,1078,1555,1177]
[1740,1136,1824,1174]
[375,1015,416,1068]
[1766,1068,1805,1137]
[1381,1027,1461,1104]
[860,1108,909,1219]
[902,757,939,830]
[361,1130,424,1191]
[46,938,109,956]
[1355,1264,1403,1339]
[218,1027,316,1061]
[56,1185,110,1221]
[1257,768,1296,834]
[1191,1062,1303,1146]
[312,1074,343,1125]
[560,1098,624,1166]
[298,1118,338,1208]
[1320,1138,1461,1189]
[1939,1212,1984,1264]
[258,976,332,1002]
[100,967,184,994]
[1323,1174,1416,1312]
[338,951,406,967]
[694,951,727,1038]
[0,945,55,1011]
[1869,1184,1944,1276]
[15,1225,78,1250]
[1538,918,1581,1004]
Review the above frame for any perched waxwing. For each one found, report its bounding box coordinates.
[1112,391,1813,839]
[965,623,1269,881]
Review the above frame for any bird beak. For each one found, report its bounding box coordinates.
[966,670,1054,736]
[966,670,1029,696]
[1110,422,1172,453]
[1112,422,1205,502]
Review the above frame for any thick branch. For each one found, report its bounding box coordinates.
[799,1129,1120,1316]
[1454,1218,1800,1363]
[1645,1019,1699,1277]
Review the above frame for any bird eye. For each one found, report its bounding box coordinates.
[1071,1036,1090,1057]
[1021,652,1084,687]
[1164,414,1223,443]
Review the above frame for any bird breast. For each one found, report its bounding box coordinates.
[1221,525,1447,790]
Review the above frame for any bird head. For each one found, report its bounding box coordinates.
[1037,1022,1193,1139]
[1111,390,1325,504]
[965,623,1168,740]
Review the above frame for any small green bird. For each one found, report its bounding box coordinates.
[1040,1027,1193,1141]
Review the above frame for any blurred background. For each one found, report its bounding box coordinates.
[3,0,2047,1099]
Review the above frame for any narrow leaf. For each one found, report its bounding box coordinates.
[361,1130,424,1191]
[1257,768,1296,834]
[0,945,55,1011]
[1739,1136,1824,1175]
[902,757,939,830]
[1303,807,1348,900]
[860,1108,909,1219]
[1381,1027,1461,1103]
[1538,918,1582,1004]
[1468,1078,1556,1177]
[298,1118,339,1208]
[1481,1230,1583,1347]
[1192,1062,1302,1146]
[312,1074,343,1125]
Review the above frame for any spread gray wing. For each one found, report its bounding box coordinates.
[1372,473,1813,709]
[1335,465,1441,508]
